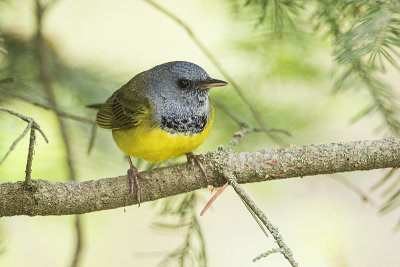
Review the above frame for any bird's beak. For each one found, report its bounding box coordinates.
[200,78,229,89]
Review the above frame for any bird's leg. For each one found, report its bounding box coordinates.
[186,152,207,179]
[127,156,142,206]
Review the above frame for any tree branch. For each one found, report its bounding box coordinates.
[1,137,399,217]
[0,87,95,124]
[34,1,83,266]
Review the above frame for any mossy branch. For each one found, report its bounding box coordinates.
[1,137,399,217]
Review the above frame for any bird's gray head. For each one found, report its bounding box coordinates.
[142,61,227,134]
[145,61,226,98]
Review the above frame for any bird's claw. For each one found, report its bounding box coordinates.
[127,167,141,206]
[186,152,207,179]
[127,156,144,207]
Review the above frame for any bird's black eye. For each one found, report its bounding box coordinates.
[177,79,192,89]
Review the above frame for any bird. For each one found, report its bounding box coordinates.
[88,61,228,205]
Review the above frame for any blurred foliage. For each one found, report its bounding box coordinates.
[0,31,6,56]
[1,34,117,108]
[229,0,400,136]
[235,0,303,35]
[153,193,207,267]
[313,0,400,217]
[325,1,400,134]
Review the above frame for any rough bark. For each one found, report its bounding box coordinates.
[1,137,399,217]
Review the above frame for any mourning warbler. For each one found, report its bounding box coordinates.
[88,61,228,205]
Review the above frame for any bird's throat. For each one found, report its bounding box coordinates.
[160,113,209,134]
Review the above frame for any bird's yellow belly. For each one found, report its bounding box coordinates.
[112,118,213,162]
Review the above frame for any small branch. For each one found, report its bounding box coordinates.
[0,120,32,166]
[0,78,14,83]
[1,137,399,217]
[0,88,95,124]
[225,127,253,152]
[239,196,269,238]
[224,122,289,155]
[252,248,282,262]
[24,127,36,185]
[0,107,48,167]
[71,216,83,267]
[200,127,255,215]
[213,100,291,138]
[224,171,298,266]
[35,0,76,181]
[0,107,46,186]
[0,107,48,143]
[212,100,250,129]
[262,128,291,137]
[329,174,376,205]
[34,1,83,266]
[87,123,97,154]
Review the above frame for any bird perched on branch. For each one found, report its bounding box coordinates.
[88,61,228,205]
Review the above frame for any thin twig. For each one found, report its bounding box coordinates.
[200,127,252,214]
[144,0,288,146]
[212,100,250,129]
[200,126,277,215]
[260,128,291,137]
[0,107,48,143]
[209,128,296,264]
[24,128,36,185]
[0,77,14,83]
[0,107,47,169]
[239,197,269,238]
[225,128,253,152]
[71,216,83,267]
[87,123,97,154]
[224,172,298,266]
[213,100,291,137]
[0,47,7,54]
[0,107,45,184]
[252,248,282,262]
[329,174,376,206]
[0,88,94,124]
[34,1,83,266]
[0,120,32,166]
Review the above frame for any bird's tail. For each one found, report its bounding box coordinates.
[86,103,103,109]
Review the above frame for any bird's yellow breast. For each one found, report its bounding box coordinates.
[112,104,214,162]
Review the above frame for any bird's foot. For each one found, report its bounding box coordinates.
[127,157,146,207]
[186,152,207,179]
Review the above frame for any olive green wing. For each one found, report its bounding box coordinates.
[95,87,151,130]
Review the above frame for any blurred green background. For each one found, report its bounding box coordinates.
[0,0,399,266]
